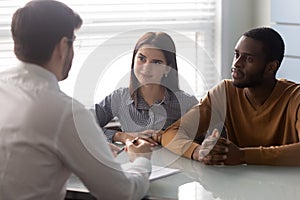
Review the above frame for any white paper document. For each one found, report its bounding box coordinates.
[150,165,180,181]
[121,163,180,181]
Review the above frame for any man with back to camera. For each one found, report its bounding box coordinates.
[0,1,152,199]
[154,27,300,166]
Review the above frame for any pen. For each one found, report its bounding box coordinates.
[116,137,139,155]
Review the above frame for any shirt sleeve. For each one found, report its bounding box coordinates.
[95,91,119,142]
[181,93,199,114]
[102,128,118,142]
[56,101,151,200]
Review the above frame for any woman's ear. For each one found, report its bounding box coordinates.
[164,65,171,77]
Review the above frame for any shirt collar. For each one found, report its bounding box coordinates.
[126,88,171,109]
[23,62,58,80]
[14,62,60,90]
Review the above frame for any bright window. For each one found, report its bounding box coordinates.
[0,0,220,107]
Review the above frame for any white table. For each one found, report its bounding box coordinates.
[66,146,300,200]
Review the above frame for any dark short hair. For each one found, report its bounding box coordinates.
[11,0,82,66]
[129,32,180,99]
[243,27,285,66]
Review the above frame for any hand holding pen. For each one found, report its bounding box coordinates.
[117,137,139,155]
[123,137,152,162]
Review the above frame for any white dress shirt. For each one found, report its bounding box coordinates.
[0,62,151,200]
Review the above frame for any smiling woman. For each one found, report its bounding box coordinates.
[94,31,199,144]
[133,47,169,87]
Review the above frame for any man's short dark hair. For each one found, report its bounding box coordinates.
[243,27,285,66]
[11,0,82,66]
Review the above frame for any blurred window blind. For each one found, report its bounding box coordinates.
[0,0,218,99]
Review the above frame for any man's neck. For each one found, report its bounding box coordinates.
[244,79,277,109]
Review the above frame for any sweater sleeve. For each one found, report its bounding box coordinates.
[243,143,300,166]
[161,105,201,158]
[161,81,227,159]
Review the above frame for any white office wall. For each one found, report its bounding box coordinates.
[253,0,270,26]
[220,0,270,79]
[271,0,300,83]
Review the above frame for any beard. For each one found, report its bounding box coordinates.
[232,66,266,89]
[61,48,73,80]
[233,80,262,88]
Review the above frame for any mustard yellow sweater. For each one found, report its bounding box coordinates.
[161,79,300,166]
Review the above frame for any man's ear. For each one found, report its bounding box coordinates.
[56,37,70,59]
[266,60,279,73]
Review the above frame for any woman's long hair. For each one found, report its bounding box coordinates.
[129,32,180,103]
